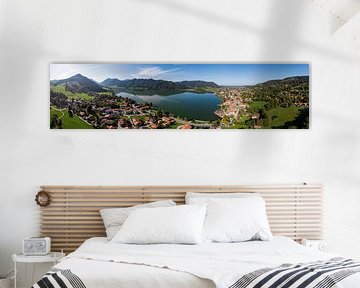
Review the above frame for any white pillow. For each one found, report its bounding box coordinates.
[111,205,207,244]
[186,192,260,204]
[199,197,272,243]
[100,200,176,240]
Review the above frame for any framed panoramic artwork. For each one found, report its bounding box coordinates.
[50,63,310,129]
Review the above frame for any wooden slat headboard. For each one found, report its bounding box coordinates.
[39,184,323,253]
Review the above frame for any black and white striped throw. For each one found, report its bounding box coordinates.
[229,257,360,288]
[32,269,86,288]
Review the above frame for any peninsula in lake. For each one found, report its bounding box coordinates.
[50,64,309,129]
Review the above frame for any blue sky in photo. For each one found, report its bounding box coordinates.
[50,63,309,86]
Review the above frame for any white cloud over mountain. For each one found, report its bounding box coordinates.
[133,66,180,78]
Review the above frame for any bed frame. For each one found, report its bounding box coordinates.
[39,184,323,253]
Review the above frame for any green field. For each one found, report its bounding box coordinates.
[51,85,93,100]
[50,107,92,129]
[97,92,114,96]
[248,101,268,113]
[266,107,302,128]
[220,106,306,129]
[50,85,113,100]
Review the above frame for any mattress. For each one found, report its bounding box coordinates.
[41,237,360,288]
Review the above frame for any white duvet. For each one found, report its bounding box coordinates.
[54,237,360,288]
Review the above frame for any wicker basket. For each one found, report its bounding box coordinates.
[0,270,14,288]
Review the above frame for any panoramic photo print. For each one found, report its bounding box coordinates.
[50,63,310,129]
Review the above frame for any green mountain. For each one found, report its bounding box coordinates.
[178,80,218,88]
[51,74,108,93]
[258,76,309,86]
[100,78,219,89]
[251,75,309,108]
[100,78,124,87]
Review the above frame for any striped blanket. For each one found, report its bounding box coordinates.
[32,258,360,288]
[229,257,360,288]
[32,269,86,288]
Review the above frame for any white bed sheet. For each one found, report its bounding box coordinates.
[55,257,214,288]
[55,237,359,288]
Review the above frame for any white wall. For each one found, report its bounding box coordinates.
[1,0,360,285]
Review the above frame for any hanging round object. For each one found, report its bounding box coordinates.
[35,190,51,207]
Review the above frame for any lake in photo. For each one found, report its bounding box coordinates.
[50,63,310,129]
[117,91,221,121]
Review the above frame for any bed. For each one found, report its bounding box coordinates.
[33,236,360,288]
[33,185,360,288]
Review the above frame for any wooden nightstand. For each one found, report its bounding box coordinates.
[12,252,65,288]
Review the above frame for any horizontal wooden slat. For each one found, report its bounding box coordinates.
[41,211,101,215]
[41,185,321,190]
[42,221,103,225]
[48,197,322,203]
[42,216,102,220]
[41,229,106,233]
[39,184,323,253]
[51,239,87,243]
[41,233,104,238]
[40,208,322,214]
[52,243,85,248]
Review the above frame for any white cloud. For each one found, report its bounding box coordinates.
[132,66,180,78]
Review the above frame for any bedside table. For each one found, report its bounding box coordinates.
[301,239,328,252]
[12,252,65,288]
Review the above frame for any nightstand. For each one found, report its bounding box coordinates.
[301,239,328,252]
[12,252,65,288]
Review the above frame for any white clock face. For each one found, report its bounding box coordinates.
[36,241,45,250]
[318,242,327,252]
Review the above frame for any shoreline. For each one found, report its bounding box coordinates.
[116,90,221,123]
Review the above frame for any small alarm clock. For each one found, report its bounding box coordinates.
[23,237,51,255]
[301,239,328,252]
